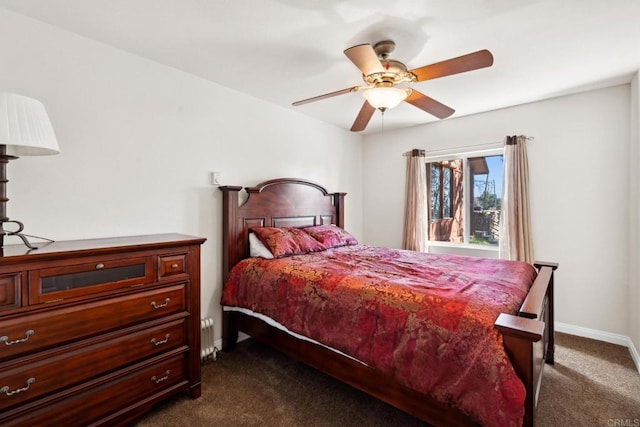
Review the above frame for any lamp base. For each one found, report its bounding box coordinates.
[0,146,55,250]
[0,219,54,250]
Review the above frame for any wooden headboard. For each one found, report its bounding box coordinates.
[219,178,346,281]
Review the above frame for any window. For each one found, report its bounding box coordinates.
[426,151,503,246]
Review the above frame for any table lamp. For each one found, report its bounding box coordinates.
[0,93,60,249]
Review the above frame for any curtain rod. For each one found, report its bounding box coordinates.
[402,136,534,156]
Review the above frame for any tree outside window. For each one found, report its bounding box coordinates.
[430,163,453,220]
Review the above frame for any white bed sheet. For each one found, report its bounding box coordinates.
[223,306,367,365]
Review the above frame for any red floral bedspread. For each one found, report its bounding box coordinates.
[221,245,537,426]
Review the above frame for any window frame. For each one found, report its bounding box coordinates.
[425,147,504,248]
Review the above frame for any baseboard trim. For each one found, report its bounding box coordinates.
[628,337,640,374]
[556,322,640,373]
[556,322,628,345]
[214,337,224,350]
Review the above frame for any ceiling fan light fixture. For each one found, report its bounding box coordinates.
[362,86,409,110]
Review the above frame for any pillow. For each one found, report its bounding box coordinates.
[248,232,274,259]
[251,227,326,258]
[303,224,358,248]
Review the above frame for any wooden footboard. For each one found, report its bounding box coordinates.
[495,261,558,427]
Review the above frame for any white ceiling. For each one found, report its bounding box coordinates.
[1,0,639,134]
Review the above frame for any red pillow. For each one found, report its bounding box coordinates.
[251,227,326,258]
[302,224,358,248]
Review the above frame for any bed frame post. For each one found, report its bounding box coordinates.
[334,192,346,228]
[534,261,559,364]
[495,314,544,427]
[495,261,559,427]
[219,185,243,351]
[220,185,243,284]
[222,311,238,351]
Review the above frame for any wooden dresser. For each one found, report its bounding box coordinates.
[0,233,206,426]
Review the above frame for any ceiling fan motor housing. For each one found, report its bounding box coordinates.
[363,59,415,87]
[373,40,396,59]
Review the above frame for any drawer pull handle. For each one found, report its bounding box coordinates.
[1,330,35,346]
[151,370,171,384]
[1,378,35,397]
[150,298,170,309]
[171,263,179,269]
[150,334,170,346]
[96,263,105,269]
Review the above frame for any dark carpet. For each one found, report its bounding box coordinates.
[134,333,640,426]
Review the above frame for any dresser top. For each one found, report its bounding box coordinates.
[0,233,206,264]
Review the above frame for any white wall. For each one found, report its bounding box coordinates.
[0,9,363,339]
[363,85,631,338]
[630,72,640,360]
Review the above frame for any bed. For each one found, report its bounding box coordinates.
[219,178,558,426]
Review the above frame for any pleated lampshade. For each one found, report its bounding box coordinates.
[0,93,60,156]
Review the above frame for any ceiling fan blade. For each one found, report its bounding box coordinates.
[292,87,357,106]
[409,49,494,82]
[405,90,455,119]
[344,44,384,76]
[351,101,376,132]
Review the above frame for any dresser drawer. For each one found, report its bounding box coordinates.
[0,284,186,362]
[0,318,187,411]
[2,352,188,427]
[158,253,188,281]
[29,255,154,305]
[0,273,21,313]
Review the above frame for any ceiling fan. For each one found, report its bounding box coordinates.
[292,41,494,132]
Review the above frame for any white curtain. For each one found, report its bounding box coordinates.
[499,135,534,263]
[402,149,429,251]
